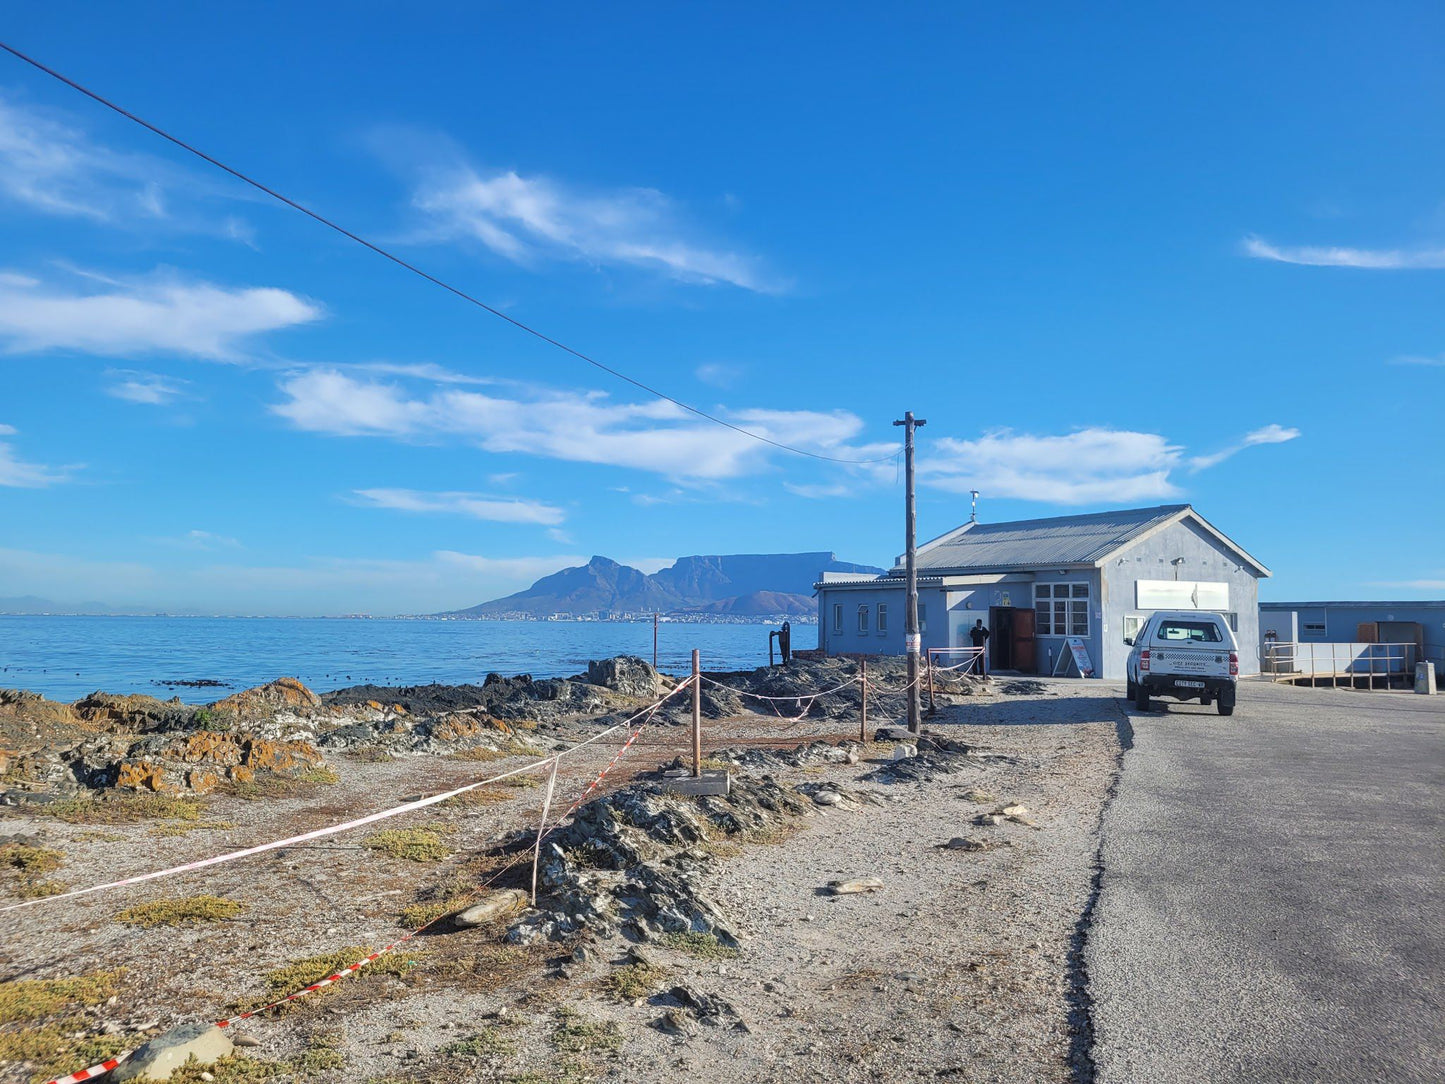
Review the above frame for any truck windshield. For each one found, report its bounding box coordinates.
[1156,620,1223,643]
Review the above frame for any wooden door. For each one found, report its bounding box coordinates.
[1356,622,1379,643]
[1012,607,1037,673]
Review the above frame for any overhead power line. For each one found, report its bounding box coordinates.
[0,40,897,467]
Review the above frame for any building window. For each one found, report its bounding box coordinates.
[1223,612,1239,632]
[918,603,928,632]
[858,604,869,633]
[877,603,888,633]
[833,603,843,633]
[1035,582,1089,637]
[1123,615,1144,643]
[1302,622,1326,639]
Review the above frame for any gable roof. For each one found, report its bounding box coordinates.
[898,504,1271,577]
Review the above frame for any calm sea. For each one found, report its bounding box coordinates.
[0,616,812,704]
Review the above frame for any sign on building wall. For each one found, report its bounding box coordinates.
[1136,580,1229,610]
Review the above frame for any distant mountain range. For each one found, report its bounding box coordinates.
[445,552,885,619]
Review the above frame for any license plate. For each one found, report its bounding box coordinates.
[1174,679,1205,689]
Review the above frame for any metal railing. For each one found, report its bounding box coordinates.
[1260,641,1417,690]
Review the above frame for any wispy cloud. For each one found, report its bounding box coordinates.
[271,368,883,480]
[695,362,743,388]
[1244,236,1445,270]
[0,270,320,360]
[923,428,1184,505]
[0,95,254,238]
[1188,424,1300,472]
[0,425,72,488]
[104,370,189,405]
[1387,353,1445,368]
[411,164,778,291]
[157,529,242,550]
[1369,579,1445,591]
[350,488,565,526]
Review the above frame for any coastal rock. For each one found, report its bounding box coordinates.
[208,678,320,721]
[862,737,983,785]
[112,1022,233,1081]
[506,775,807,946]
[586,656,660,699]
[73,692,192,734]
[454,889,530,928]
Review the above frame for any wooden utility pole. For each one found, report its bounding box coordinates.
[893,411,927,735]
[691,648,702,778]
[653,613,659,671]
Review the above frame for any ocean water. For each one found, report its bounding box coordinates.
[0,616,811,704]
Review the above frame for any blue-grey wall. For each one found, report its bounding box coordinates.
[1259,602,1445,670]
[1101,519,1263,678]
[816,584,948,656]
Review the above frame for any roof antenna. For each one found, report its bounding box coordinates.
[970,490,980,523]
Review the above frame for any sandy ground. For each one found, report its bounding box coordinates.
[1,678,1126,1084]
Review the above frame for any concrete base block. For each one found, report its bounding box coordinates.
[661,770,731,797]
[1417,661,1438,695]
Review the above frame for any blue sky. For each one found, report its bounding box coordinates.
[0,2,1440,615]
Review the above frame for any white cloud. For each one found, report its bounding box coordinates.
[350,488,565,526]
[0,273,320,360]
[1244,236,1445,270]
[0,96,254,237]
[157,529,242,550]
[105,370,188,405]
[0,427,71,488]
[1388,353,1445,368]
[413,167,777,291]
[1371,579,1445,590]
[1188,424,1300,472]
[695,362,742,388]
[271,368,880,480]
[923,428,1184,505]
[783,482,854,499]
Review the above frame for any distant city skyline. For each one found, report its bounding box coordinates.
[1,4,1441,614]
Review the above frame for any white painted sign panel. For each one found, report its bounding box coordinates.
[1136,580,1229,610]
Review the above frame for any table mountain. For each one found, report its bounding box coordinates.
[445,552,882,618]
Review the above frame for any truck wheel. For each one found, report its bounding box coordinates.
[1126,677,1137,700]
[1135,684,1150,712]
[1217,700,1234,717]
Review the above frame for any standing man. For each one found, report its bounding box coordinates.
[969,619,991,678]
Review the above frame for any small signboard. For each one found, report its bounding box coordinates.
[1052,636,1095,677]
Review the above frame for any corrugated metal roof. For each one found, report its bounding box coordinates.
[908,504,1191,572]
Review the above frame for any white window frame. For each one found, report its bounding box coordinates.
[833,603,843,633]
[918,602,928,633]
[1302,621,1326,638]
[1123,614,1144,643]
[1035,581,1090,637]
[857,604,869,634]
[877,602,888,633]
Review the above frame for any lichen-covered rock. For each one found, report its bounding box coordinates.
[72,692,192,733]
[106,730,326,792]
[208,677,320,720]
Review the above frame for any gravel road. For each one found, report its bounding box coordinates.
[1087,679,1445,1084]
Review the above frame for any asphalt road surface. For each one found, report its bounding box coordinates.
[1087,678,1444,1083]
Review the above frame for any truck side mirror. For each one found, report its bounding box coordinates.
[1123,637,1134,646]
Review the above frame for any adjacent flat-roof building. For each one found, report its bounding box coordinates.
[815,504,1271,679]
[1259,600,1445,673]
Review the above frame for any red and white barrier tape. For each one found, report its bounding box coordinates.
[37,682,691,1084]
[3,683,691,917]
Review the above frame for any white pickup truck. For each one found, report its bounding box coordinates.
[1125,611,1239,716]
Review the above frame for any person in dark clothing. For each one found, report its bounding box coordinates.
[969,619,990,677]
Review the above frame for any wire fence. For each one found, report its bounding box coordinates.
[12,648,975,1084]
